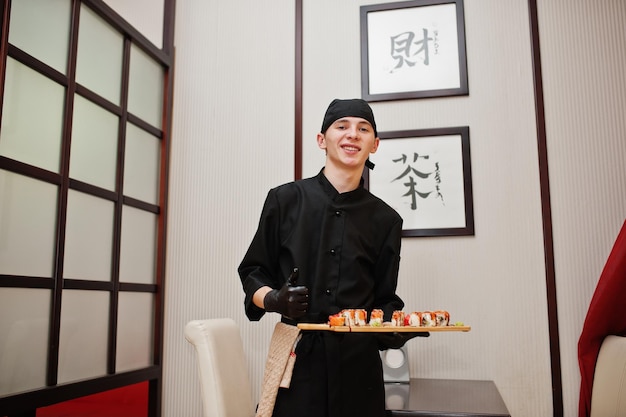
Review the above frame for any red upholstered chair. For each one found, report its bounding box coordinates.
[578,220,626,417]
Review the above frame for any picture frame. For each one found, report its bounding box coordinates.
[364,126,474,237]
[360,0,468,102]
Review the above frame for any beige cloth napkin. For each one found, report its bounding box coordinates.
[255,322,301,417]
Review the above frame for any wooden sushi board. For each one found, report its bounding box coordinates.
[297,323,471,333]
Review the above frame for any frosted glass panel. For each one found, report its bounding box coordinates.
[70,95,119,190]
[124,123,160,205]
[103,0,164,49]
[58,290,109,384]
[128,44,163,128]
[64,190,114,281]
[0,288,50,396]
[0,58,65,172]
[76,4,124,105]
[8,0,71,74]
[119,206,157,284]
[116,292,154,372]
[0,170,57,277]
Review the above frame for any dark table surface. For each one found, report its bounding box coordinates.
[385,378,510,417]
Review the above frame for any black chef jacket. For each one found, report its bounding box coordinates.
[238,169,405,417]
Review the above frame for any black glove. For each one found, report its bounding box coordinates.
[376,331,429,350]
[263,268,309,319]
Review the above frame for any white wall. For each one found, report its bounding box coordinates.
[164,1,295,415]
[108,1,626,416]
[538,1,626,414]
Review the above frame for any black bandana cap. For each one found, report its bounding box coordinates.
[321,98,378,137]
[321,99,377,170]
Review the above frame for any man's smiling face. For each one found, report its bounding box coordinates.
[317,117,379,171]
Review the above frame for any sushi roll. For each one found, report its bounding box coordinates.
[354,309,367,326]
[434,310,450,327]
[342,309,356,326]
[369,309,384,326]
[404,312,421,327]
[391,310,405,326]
[419,311,436,327]
[328,313,346,326]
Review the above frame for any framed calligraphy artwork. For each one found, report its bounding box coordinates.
[360,0,468,101]
[364,126,474,237]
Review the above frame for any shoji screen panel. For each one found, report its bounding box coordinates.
[0,0,173,415]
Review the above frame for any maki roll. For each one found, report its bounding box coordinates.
[391,310,405,326]
[328,313,346,326]
[419,311,436,327]
[434,310,450,326]
[404,312,421,327]
[369,309,384,326]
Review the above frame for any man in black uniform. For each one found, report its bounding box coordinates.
[239,99,421,417]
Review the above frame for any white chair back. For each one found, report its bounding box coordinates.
[590,335,626,417]
[185,318,255,417]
